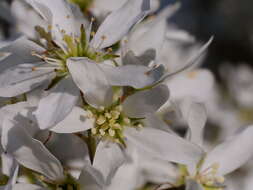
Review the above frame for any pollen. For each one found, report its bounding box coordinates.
[86,102,143,145]
[187,71,198,79]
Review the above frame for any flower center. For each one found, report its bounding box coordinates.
[84,102,143,146]
[195,163,225,189]
[31,24,118,79]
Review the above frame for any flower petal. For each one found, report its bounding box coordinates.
[25,0,85,44]
[0,63,54,97]
[78,163,104,190]
[2,118,64,181]
[128,15,167,56]
[35,77,79,130]
[93,141,126,184]
[125,127,204,166]
[50,107,95,133]
[0,102,30,126]
[186,179,204,190]
[202,125,253,175]
[123,85,169,118]
[166,69,214,102]
[91,0,150,49]
[181,99,207,146]
[0,37,44,71]
[45,134,90,179]
[67,57,113,108]
[100,63,165,89]
[143,113,174,133]
[160,37,213,82]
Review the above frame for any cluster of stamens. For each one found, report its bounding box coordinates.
[31,23,118,78]
[195,163,225,189]
[85,103,143,145]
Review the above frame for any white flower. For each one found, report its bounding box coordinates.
[51,60,170,143]
[136,103,253,190]
[0,0,151,130]
[0,103,91,182]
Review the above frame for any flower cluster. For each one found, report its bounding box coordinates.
[0,0,252,190]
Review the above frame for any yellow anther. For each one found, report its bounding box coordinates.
[124,39,128,43]
[123,118,130,125]
[91,128,97,135]
[86,110,93,118]
[105,112,112,119]
[111,111,120,119]
[91,17,95,22]
[66,15,70,19]
[91,31,95,37]
[113,123,121,129]
[115,105,123,112]
[212,163,220,171]
[109,129,116,137]
[187,71,198,79]
[96,115,106,125]
[215,176,225,183]
[137,123,144,129]
[48,25,52,30]
[101,35,107,40]
[205,180,214,186]
[107,48,113,52]
[99,129,106,136]
[101,123,109,130]
[32,67,37,71]
[98,106,105,111]
[109,119,116,125]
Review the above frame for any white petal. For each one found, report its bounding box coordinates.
[128,18,167,56]
[45,134,90,179]
[166,69,214,102]
[0,102,30,126]
[186,179,204,190]
[91,0,150,49]
[107,162,144,190]
[25,0,85,45]
[202,125,253,175]
[100,64,165,89]
[123,85,169,118]
[0,37,44,70]
[143,113,174,133]
[1,153,16,177]
[12,184,47,190]
[2,118,64,181]
[125,127,204,166]
[130,145,179,184]
[181,99,207,146]
[160,37,213,82]
[35,77,79,130]
[3,165,19,190]
[51,107,95,133]
[78,163,104,190]
[0,63,54,97]
[26,82,50,107]
[67,57,113,107]
[93,141,126,184]
[11,0,47,39]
